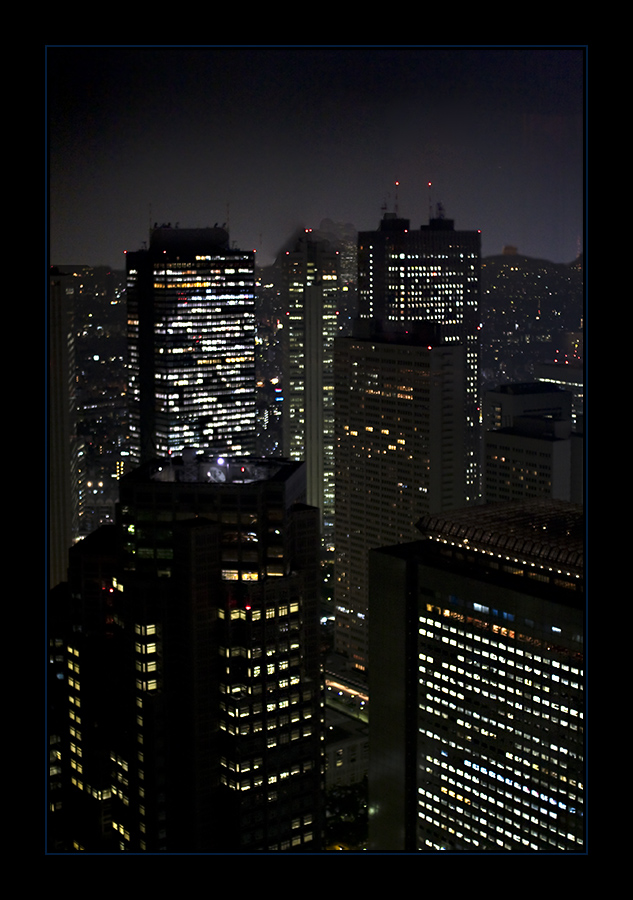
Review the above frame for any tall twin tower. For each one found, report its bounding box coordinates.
[333,211,482,676]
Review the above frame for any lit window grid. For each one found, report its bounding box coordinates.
[215,601,322,849]
[283,252,339,535]
[359,233,481,497]
[415,605,584,851]
[127,251,257,460]
[334,338,471,664]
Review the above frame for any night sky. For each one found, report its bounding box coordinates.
[47,45,585,269]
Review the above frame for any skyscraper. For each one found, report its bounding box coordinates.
[126,225,257,466]
[281,231,339,553]
[62,453,324,852]
[357,210,481,499]
[333,321,467,674]
[368,500,584,852]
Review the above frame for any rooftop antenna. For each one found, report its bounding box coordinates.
[394,180,400,216]
[428,182,432,220]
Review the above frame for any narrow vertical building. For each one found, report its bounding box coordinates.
[368,500,585,852]
[126,225,257,466]
[281,231,339,554]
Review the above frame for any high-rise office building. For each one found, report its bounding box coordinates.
[126,225,257,466]
[61,453,324,853]
[333,321,467,675]
[368,500,584,852]
[281,231,339,553]
[358,211,481,499]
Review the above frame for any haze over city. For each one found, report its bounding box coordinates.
[47,45,585,269]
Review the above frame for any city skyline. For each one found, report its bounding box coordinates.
[47,45,585,269]
[46,44,586,855]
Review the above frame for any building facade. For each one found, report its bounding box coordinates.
[60,454,324,853]
[126,225,257,466]
[357,212,481,500]
[368,500,585,852]
[483,383,583,504]
[333,322,467,676]
[281,231,339,553]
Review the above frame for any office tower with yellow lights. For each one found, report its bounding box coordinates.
[126,225,257,466]
[368,500,585,852]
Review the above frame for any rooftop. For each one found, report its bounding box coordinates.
[127,452,302,486]
[417,499,584,576]
[493,382,565,395]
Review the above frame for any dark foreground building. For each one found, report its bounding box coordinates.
[58,454,324,852]
[368,500,584,852]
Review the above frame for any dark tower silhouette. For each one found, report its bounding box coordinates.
[60,455,325,852]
